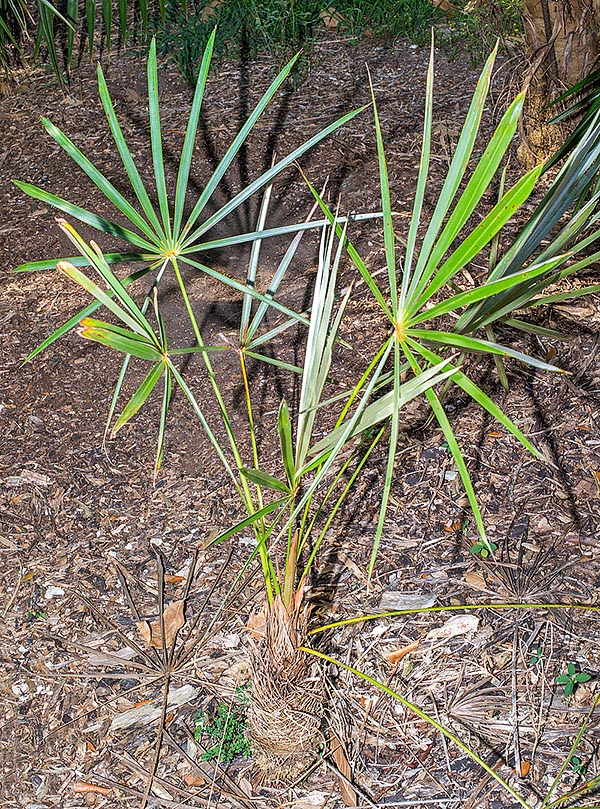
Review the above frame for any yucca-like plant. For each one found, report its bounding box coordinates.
[16,35,600,785]
[43,210,455,778]
[14,32,370,470]
[307,42,600,574]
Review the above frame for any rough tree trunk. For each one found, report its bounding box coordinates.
[248,594,324,781]
[520,0,600,162]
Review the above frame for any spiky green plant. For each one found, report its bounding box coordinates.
[14,32,367,472]
[306,42,600,575]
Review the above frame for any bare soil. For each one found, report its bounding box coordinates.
[1,34,600,809]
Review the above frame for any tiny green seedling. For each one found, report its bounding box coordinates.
[529,646,543,667]
[25,609,46,620]
[570,754,587,776]
[555,662,592,697]
[194,689,251,763]
[470,539,498,559]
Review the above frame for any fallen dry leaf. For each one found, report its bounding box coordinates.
[384,639,420,664]
[329,729,356,806]
[246,609,266,639]
[519,761,531,777]
[183,773,206,787]
[73,782,112,795]
[426,614,479,641]
[463,570,487,590]
[136,599,185,648]
[320,6,343,29]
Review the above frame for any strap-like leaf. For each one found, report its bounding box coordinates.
[13,181,156,252]
[111,362,165,436]
[239,467,291,494]
[173,29,216,238]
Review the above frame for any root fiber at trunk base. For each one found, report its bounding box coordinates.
[248,595,324,781]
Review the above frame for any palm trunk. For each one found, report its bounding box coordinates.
[248,593,324,781]
[520,0,600,161]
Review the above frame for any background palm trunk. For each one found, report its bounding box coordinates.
[520,0,600,161]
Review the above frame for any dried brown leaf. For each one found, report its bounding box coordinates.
[246,609,266,639]
[136,599,185,648]
[328,729,356,806]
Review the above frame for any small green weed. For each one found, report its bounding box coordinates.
[194,689,251,763]
[529,645,543,667]
[25,609,46,620]
[470,539,497,559]
[555,662,592,698]
[570,754,587,776]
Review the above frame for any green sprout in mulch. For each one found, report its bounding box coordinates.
[194,688,251,763]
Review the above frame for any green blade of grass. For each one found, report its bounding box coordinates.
[12,181,157,252]
[58,261,154,338]
[85,0,95,59]
[41,118,159,243]
[413,164,543,312]
[401,37,434,308]
[300,647,535,809]
[410,92,526,305]
[66,0,77,67]
[411,258,567,326]
[407,329,563,372]
[403,343,487,545]
[278,400,295,487]
[78,324,163,360]
[180,256,310,327]
[239,467,291,494]
[181,52,300,240]
[183,105,368,248]
[369,68,396,317]
[13,253,153,273]
[407,45,498,302]
[406,337,543,459]
[97,64,165,239]
[205,497,290,548]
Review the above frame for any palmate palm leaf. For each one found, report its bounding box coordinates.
[308,42,600,575]
[14,32,368,467]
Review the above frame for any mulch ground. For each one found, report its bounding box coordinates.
[1,31,600,809]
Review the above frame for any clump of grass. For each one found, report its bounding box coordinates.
[153,0,446,84]
[443,0,524,65]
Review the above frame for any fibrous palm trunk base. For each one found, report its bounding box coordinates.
[248,595,324,781]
